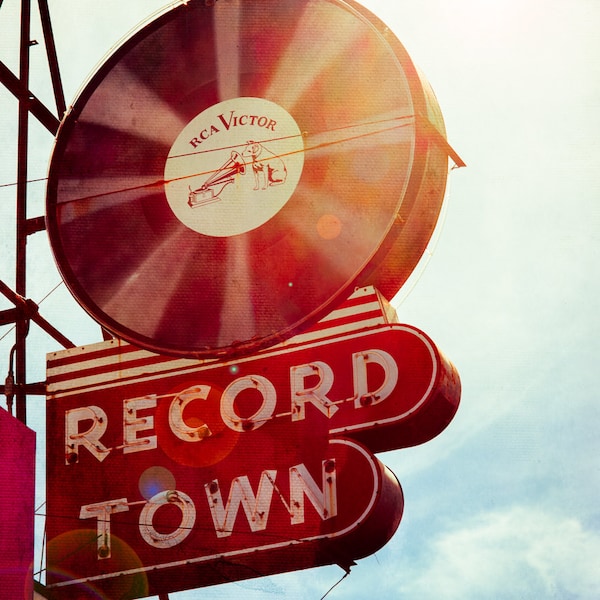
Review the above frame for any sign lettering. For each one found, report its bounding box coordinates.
[189,110,278,148]
[46,289,460,599]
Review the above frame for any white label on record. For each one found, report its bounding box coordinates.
[164,97,304,237]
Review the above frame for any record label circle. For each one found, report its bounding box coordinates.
[164,97,305,237]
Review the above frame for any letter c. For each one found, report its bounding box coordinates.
[169,385,212,442]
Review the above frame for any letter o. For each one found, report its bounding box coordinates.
[221,375,276,432]
[139,490,196,549]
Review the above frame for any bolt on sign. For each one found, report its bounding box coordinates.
[45,287,460,598]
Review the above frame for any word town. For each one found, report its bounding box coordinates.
[79,457,339,558]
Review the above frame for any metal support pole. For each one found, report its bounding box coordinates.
[15,0,32,424]
[38,0,66,117]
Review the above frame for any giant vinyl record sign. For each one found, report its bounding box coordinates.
[46,0,451,358]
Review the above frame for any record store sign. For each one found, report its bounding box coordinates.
[45,288,460,599]
[44,0,464,597]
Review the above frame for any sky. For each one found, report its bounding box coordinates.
[1,0,599,599]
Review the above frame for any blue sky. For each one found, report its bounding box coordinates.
[1,0,599,598]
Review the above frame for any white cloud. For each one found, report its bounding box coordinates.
[397,506,600,599]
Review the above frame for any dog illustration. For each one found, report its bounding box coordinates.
[241,141,287,190]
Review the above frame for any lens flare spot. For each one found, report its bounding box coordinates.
[156,382,240,467]
[139,466,176,501]
[229,364,240,375]
[46,529,148,599]
[317,214,342,240]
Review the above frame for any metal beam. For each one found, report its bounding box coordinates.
[0,308,20,326]
[37,0,66,118]
[0,60,60,135]
[417,113,466,169]
[26,215,46,234]
[0,281,76,349]
[0,382,46,396]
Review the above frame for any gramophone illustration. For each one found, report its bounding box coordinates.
[188,141,288,208]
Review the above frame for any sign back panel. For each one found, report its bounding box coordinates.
[0,409,35,600]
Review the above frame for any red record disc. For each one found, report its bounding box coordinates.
[46,0,450,358]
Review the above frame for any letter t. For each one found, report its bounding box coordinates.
[80,498,129,559]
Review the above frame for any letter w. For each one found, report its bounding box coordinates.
[205,471,276,538]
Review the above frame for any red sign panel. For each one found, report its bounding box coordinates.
[46,287,460,598]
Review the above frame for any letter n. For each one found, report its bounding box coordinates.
[289,460,337,525]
